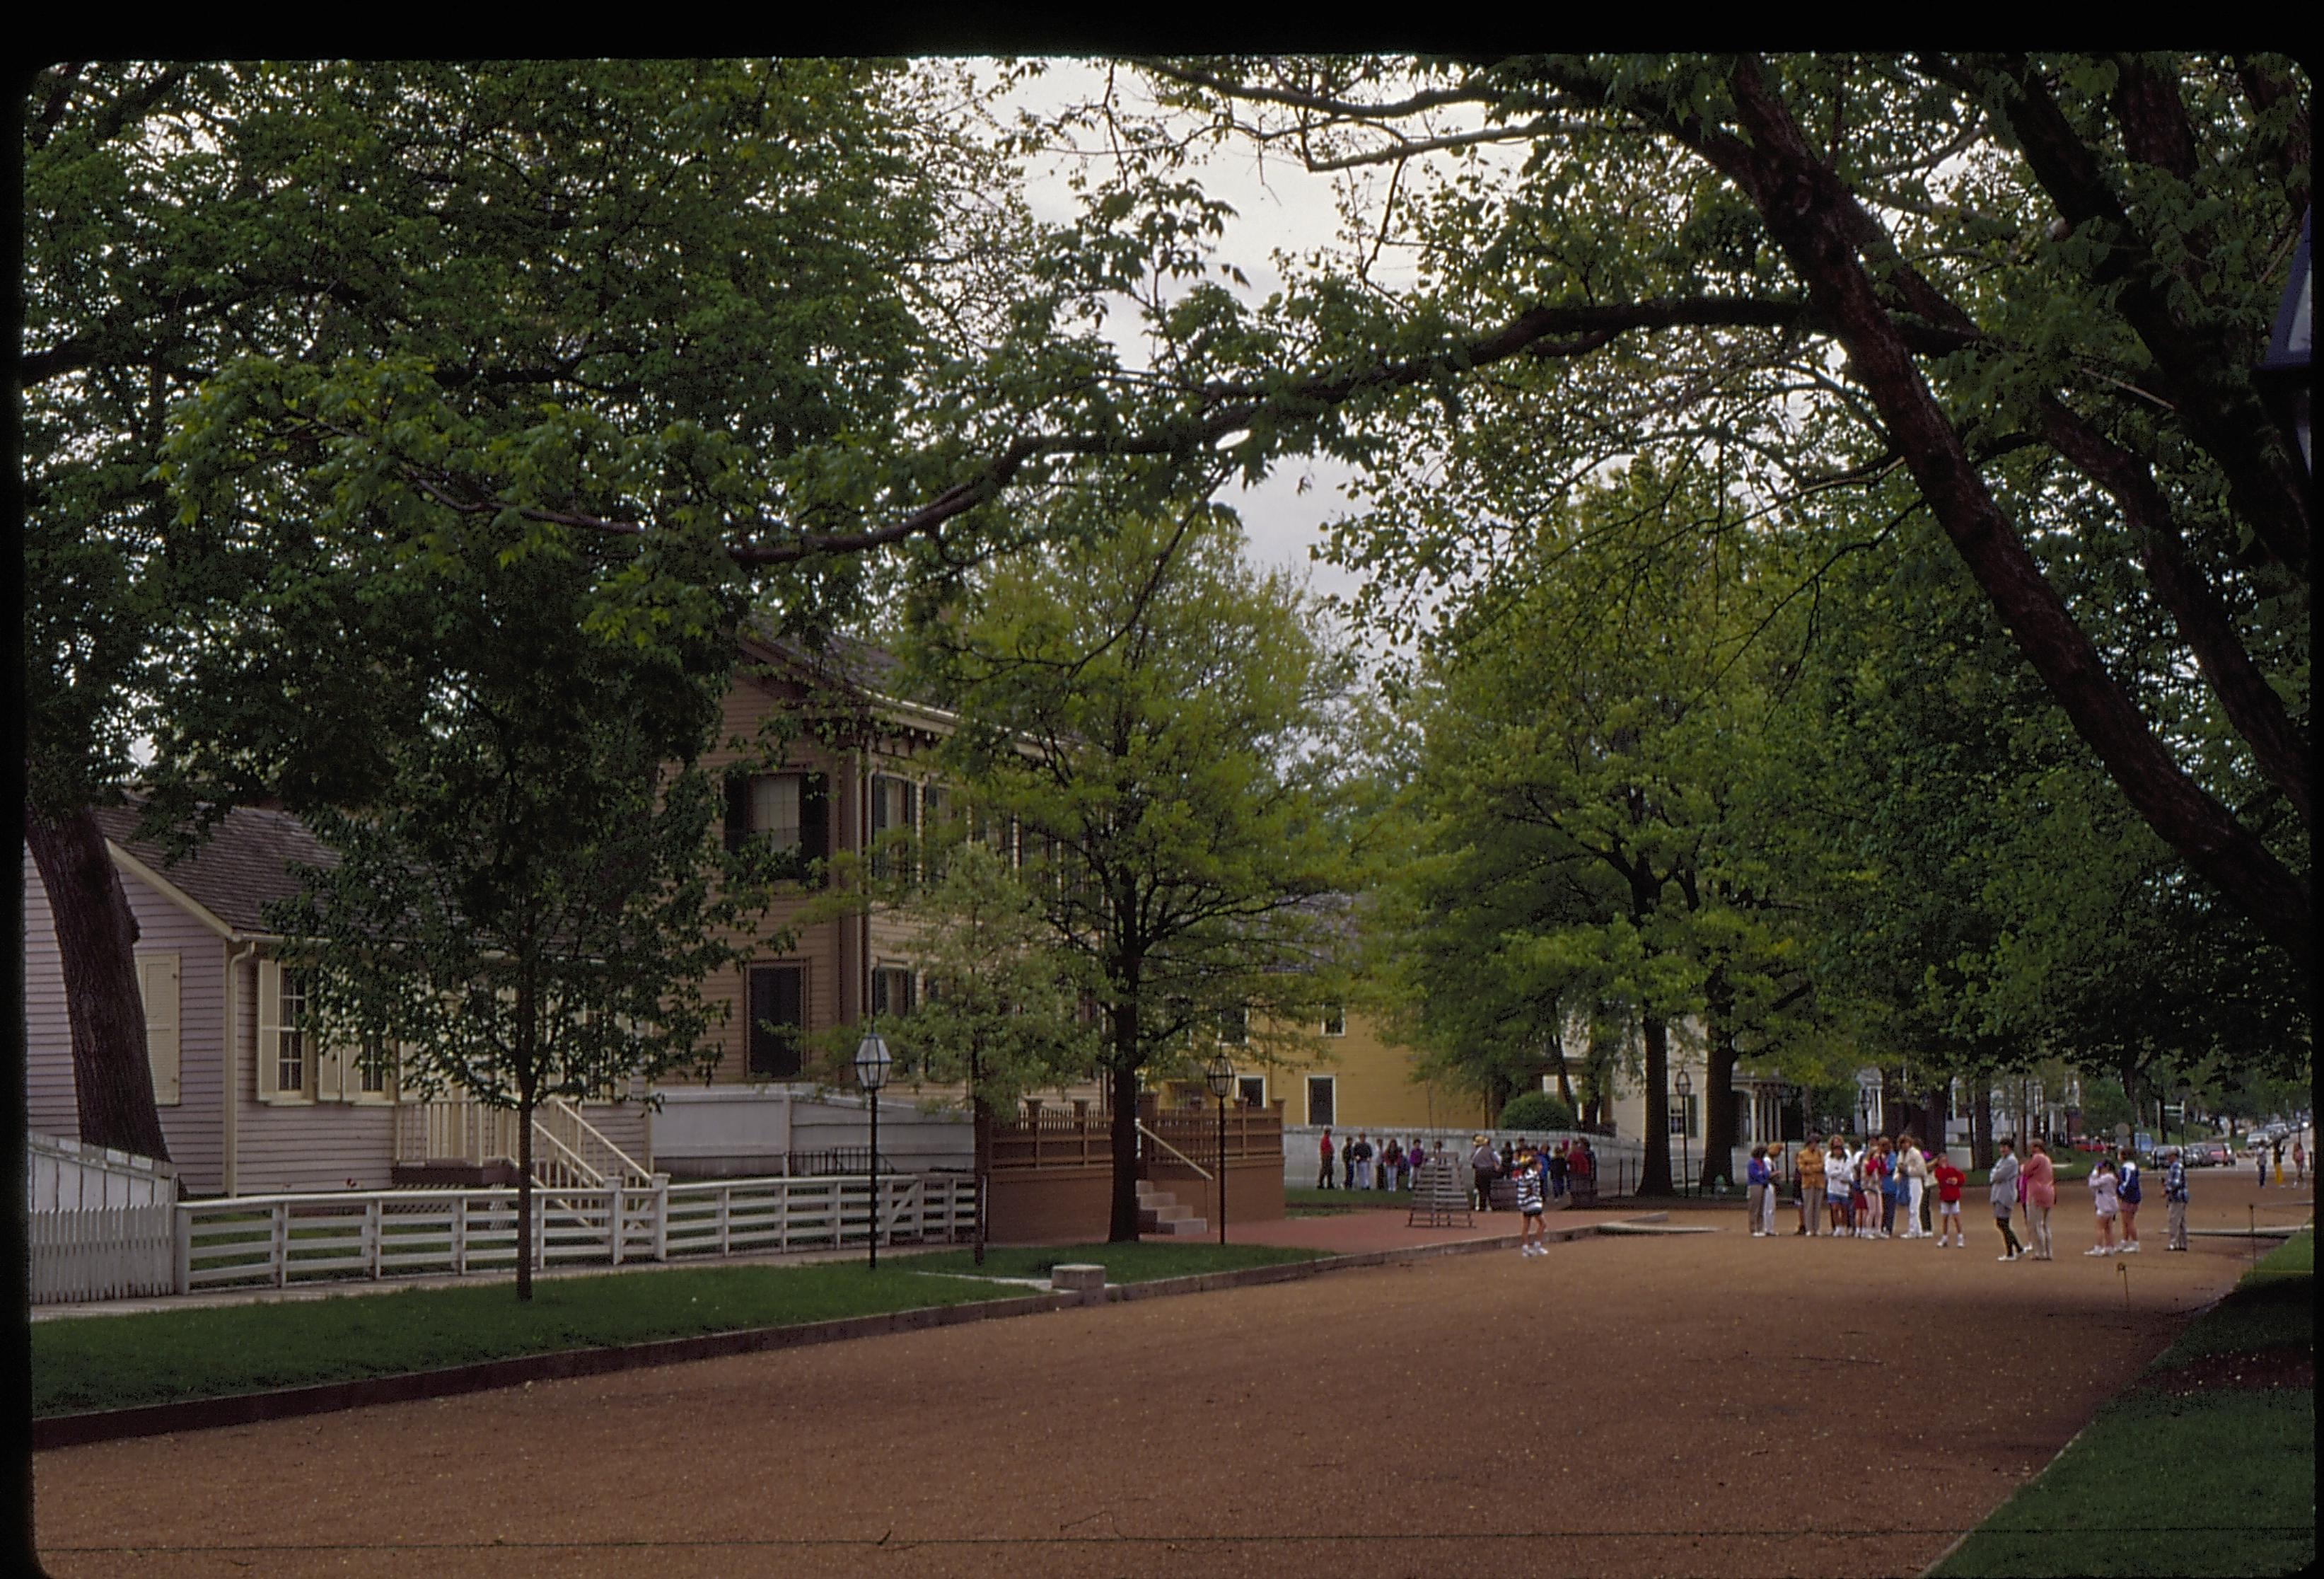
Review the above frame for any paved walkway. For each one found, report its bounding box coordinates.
[35,1175,2306,1577]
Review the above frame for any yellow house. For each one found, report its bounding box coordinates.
[1156,1005,1489,1134]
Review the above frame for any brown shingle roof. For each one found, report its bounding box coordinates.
[95,803,338,936]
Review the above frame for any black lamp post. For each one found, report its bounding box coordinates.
[855,1031,891,1270]
[1673,1068,1693,1196]
[1205,1052,1236,1246]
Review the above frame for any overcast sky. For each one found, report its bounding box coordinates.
[995,60,1400,618]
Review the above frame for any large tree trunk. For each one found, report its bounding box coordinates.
[1638,1014,1673,1196]
[1971,1083,1994,1172]
[1716,59,2313,968]
[1107,1053,1141,1243]
[971,1065,989,1267]
[1548,1026,1576,1111]
[1700,1009,1740,1192]
[24,804,170,1161]
[516,1093,535,1303]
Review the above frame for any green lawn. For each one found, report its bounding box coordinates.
[1933,1231,2316,1578]
[33,1240,1328,1419]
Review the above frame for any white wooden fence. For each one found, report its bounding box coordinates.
[32,1204,180,1302]
[153,1173,978,1299]
[28,1132,178,1210]
[28,1134,180,1302]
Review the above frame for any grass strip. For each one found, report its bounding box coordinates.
[907,1242,1322,1283]
[34,1240,1310,1418]
[1932,1230,2315,1579]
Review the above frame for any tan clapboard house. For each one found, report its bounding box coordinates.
[21,633,1110,1196]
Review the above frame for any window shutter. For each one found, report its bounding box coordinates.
[256,958,282,1099]
[725,767,753,851]
[799,773,829,884]
[139,954,181,1106]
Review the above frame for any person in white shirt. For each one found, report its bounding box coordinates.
[1829,1143,1858,1237]
[1898,1136,1930,1239]
[2086,1157,2120,1255]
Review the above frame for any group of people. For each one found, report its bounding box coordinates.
[1315,1130,1436,1191]
[1760,1133,2195,1261]
[1469,1133,1595,1210]
[1313,1129,1598,1209]
[1780,1133,1952,1243]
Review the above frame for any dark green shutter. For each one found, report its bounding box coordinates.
[800,773,829,885]
[724,770,751,853]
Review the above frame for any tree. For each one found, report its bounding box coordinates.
[260,526,777,1302]
[874,839,1096,1263]
[1046,54,2311,964]
[1374,459,1830,1193]
[23,58,1022,1155]
[914,509,1349,1240]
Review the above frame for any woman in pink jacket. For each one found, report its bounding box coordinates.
[2020,1140,2057,1259]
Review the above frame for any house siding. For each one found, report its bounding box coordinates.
[24,846,230,1192]
[226,952,402,1195]
[23,848,80,1142]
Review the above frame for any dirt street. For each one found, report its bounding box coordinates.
[35,1172,2309,1578]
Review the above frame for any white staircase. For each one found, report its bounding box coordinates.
[1137,1181,1207,1237]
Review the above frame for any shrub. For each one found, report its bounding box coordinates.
[1498,1090,1574,1132]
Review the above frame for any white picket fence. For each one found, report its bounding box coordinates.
[28,1134,181,1302]
[32,1204,180,1302]
[28,1132,178,1210]
[160,1173,978,1298]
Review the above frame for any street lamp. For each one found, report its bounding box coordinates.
[1673,1069,1693,1196]
[1205,1052,1236,1247]
[855,1032,892,1270]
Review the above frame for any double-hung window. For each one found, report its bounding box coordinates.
[869,773,916,881]
[747,964,806,1080]
[725,770,829,881]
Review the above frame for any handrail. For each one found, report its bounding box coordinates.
[529,1122,604,1187]
[1134,1119,1212,1181]
[545,1097,654,1184]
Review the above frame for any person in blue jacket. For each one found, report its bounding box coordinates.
[2115,1147,2143,1253]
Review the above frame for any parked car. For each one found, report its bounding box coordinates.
[2070,1138,2110,1154]
[2200,1142,2233,1167]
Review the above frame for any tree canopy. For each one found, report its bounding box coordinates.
[911,509,1350,1239]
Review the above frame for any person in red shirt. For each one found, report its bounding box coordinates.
[1931,1152,1967,1247]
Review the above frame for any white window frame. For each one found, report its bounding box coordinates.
[748,773,805,853]
[1320,1002,1346,1037]
[256,959,312,1104]
[1306,1075,1336,1128]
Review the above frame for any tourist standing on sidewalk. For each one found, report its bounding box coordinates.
[1342,1133,1356,1189]
[2163,1148,2190,1251]
[1864,1141,1894,1239]
[1383,1138,1403,1191]
[1898,1135,1931,1239]
[1547,1141,1569,1201]
[1796,1136,1825,1235]
[1827,1137,1854,1236]
[1746,1146,1772,1237]
[1989,1140,2025,1261]
[2021,1140,2057,1260]
[2086,1154,2120,1255]
[2115,1148,2143,1253]
[2294,1138,2306,1187]
[1470,1135,1499,1212]
[1318,1129,1337,1189]
[1931,1150,1965,1247]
